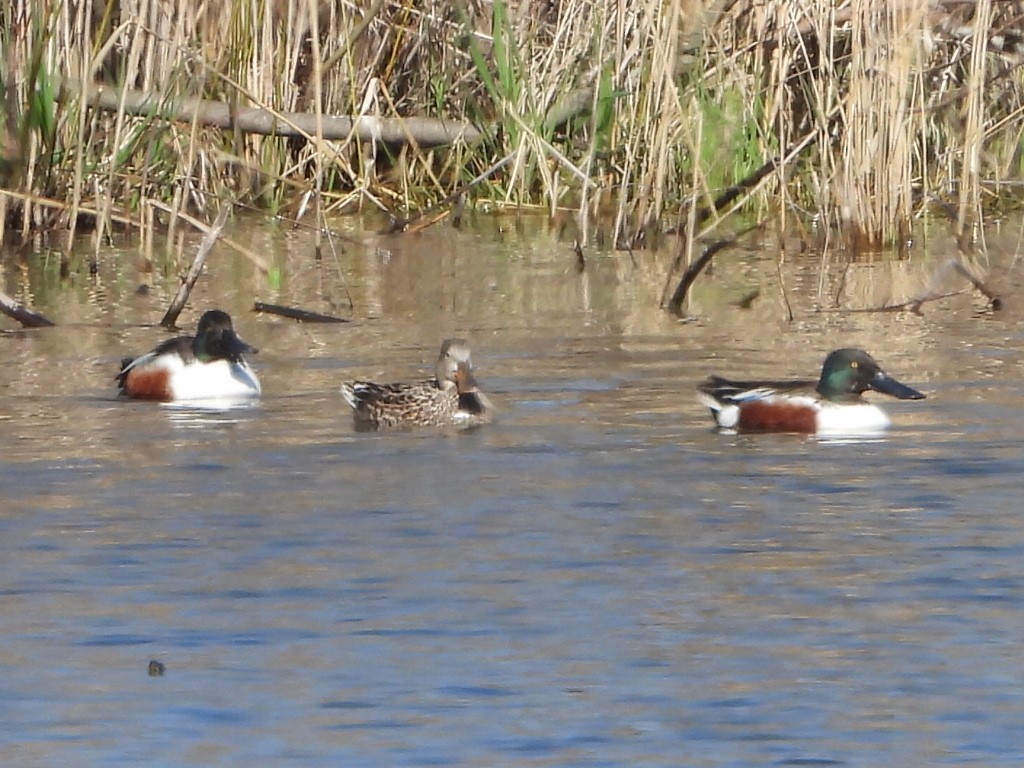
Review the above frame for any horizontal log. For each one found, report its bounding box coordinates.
[61,78,482,148]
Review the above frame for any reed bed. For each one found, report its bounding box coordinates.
[1,0,1023,255]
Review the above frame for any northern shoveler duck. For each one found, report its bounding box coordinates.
[117,309,261,402]
[339,338,493,429]
[697,348,925,435]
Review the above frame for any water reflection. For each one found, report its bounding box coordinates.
[162,400,263,429]
[2,219,1024,765]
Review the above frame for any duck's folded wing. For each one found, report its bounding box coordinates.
[698,376,818,402]
[341,379,436,407]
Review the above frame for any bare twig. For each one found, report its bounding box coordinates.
[951,261,1003,309]
[825,290,968,316]
[161,205,231,329]
[822,255,1002,315]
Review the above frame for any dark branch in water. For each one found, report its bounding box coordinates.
[253,302,349,323]
[0,290,55,328]
[833,290,967,316]
[665,222,765,317]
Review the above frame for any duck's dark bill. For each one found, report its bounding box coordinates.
[870,371,925,400]
[224,331,258,357]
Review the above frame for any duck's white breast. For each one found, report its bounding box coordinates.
[816,402,890,436]
[166,358,261,401]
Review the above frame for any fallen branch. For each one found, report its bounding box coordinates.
[62,77,481,148]
[854,258,1003,315]
[814,252,1006,315]
[253,302,349,323]
[161,205,231,329]
[830,263,1002,316]
[0,290,55,328]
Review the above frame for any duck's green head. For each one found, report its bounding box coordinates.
[816,348,925,402]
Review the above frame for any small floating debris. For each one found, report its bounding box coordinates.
[148,659,166,677]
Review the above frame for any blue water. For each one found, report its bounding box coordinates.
[2,225,1024,765]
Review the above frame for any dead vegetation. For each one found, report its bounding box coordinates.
[0,0,1022,264]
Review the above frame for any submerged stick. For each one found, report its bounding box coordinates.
[838,258,1002,315]
[252,302,349,323]
[0,290,55,328]
[829,290,967,316]
[665,222,764,317]
[161,205,231,329]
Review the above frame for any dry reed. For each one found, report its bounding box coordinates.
[0,0,1022,255]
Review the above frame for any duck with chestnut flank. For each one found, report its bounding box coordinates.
[697,348,925,435]
[117,310,260,402]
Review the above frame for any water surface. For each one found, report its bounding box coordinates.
[2,219,1023,765]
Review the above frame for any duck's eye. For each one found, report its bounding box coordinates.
[850,361,858,369]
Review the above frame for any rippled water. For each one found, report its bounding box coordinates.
[3,218,1024,765]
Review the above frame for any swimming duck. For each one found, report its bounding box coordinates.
[697,348,925,435]
[339,338,493,429]
[117,309,260,402]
